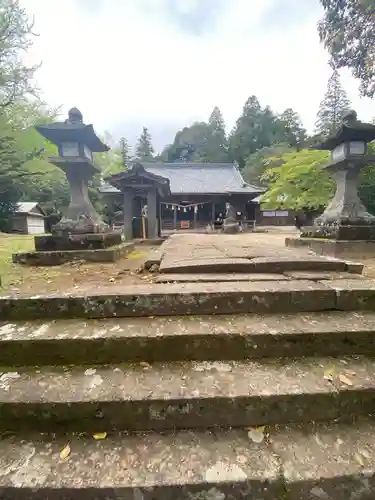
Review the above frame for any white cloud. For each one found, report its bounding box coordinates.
[22,0,374,151]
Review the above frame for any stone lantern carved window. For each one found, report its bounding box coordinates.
[349,141,365,155]
[61,142,79,157]
[332,144,345,162]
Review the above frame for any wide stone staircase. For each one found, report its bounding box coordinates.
[1,258,375,498]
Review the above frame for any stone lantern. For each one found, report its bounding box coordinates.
[35,107,109,235]
[286,110,375,255]
[12,108,131,265]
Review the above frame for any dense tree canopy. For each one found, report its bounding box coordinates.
[318,0,375,97]
[260,145,375,216]
[161,107,229,163]
[229,96,278,168]
[260,149,333,210]
[243,143,291,186]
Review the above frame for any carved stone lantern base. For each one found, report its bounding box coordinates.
[301,159,375,241]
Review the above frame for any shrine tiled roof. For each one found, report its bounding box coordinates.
[101,162,263,196]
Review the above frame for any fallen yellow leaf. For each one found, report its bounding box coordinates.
[247,426,266,444]
[59,443,71,460]
[93,432,107,440]
[324,368,335,382]
[339,374,353,386]
[354,452,364,466]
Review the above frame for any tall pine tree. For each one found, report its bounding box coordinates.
[136,127,154,161]
[315,70,351,138]
[204,106,228,162]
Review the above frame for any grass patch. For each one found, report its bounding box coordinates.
[0,234,35,287]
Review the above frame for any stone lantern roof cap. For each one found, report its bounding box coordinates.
[314,110,375,151]
[35,107,109,153]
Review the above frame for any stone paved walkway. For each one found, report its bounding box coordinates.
[157,233,361,276]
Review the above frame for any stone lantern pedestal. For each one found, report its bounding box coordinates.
[286,111,375,257]
[13,108,134,266]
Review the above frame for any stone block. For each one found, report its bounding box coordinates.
[156,273,289,283]
[286,236,375,259]
[303,223,375,241]
[160,255,348,275]
[2,311,375,366]
[160,257,255,274]
[143,248,164,270]
[35,232,122,251]
[0,429,283,499]
[324,279,375,311]
[12,242,134,266]
[0,280,336,320]
[250,256,347,273]
[1,357,375,432]
[272,418,375,500]
[284,271,363,280]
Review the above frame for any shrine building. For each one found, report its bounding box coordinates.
[101,162,264,237]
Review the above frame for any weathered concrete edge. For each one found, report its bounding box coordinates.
[0,283,337,320]
[2,325,375,366]
[0,424,374,499]
[285,236,369,264]
[143,250,164,270]
[12,242,135,266]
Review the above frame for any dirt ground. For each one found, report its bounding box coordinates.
[2,230,375,296]
[0,235,154,296]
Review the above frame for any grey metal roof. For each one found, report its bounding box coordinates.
[101,162,263,196]
[16,202,45,216]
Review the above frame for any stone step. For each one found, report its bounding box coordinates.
[155,271,363,283]
[1,418,375,499]
[2,279,375,320]
[159,255,360,274]
[1,357,375,432]
[2,311,375,366]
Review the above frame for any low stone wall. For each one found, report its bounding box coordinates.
[12,242,134,266]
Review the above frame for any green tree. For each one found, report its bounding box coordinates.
[94,132,123,177]
[136,126,154,161]
[0,0,39,107]
[120,136,130,169]
[9,100,69,215]
[318,0,375,97]
[229,96,283,168]
[243,143,291,186]
[0,120,23,230]
[204,106,229,162]
[0,99,68,226]
[277,108,306,148]
[160,122,211,162]
[315,70,351,138]
[261,149,333,210]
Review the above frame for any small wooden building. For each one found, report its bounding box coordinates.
[101,162,263,233]
[11,202,46,235]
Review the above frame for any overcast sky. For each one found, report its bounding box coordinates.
[23,0,374,152]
